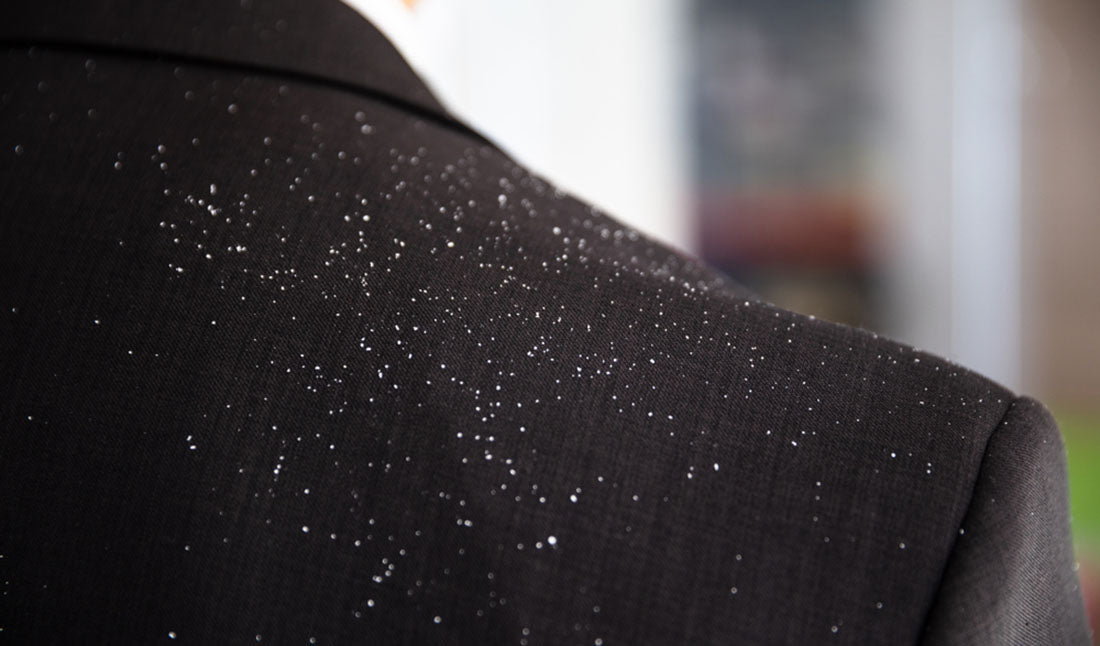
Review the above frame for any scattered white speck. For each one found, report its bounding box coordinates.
[547,535,557,546]
[301,526,309,533]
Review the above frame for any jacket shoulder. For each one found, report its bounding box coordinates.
[920,396,1090,644]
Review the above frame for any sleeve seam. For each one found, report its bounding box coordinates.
[917,393,1021,640]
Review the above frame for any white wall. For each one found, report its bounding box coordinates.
[875,0,1023,389]
[344,0,692,253]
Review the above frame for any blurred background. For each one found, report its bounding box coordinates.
[350,0,1099,635]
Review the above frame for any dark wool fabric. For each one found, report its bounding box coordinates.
[0,1,1091,644]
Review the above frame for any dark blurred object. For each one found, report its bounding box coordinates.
[690,0,877,328]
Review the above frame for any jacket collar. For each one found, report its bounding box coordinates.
[1,0,448,118]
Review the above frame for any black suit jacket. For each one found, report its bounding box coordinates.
[0,1,1091,643]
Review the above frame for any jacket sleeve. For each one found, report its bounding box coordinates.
[921,396,1092,645]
